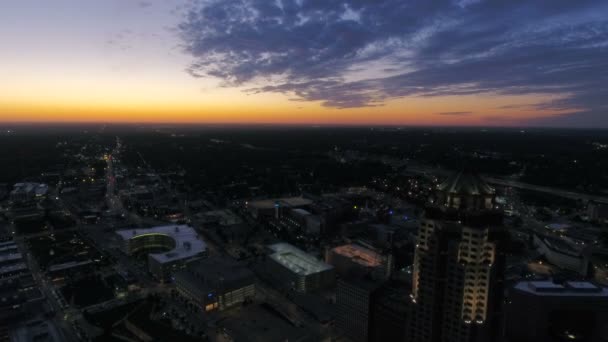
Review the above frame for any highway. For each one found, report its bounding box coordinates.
[405,165,608,203]
[484,177,608,203]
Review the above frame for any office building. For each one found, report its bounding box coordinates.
[175,256,255,312]
[265,243,334,293]
[276,208,322,235]
[409,171,507,342]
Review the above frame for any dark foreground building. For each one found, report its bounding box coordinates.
[336,275,410,342]
[336,275,384,342]
[506,280,608,342]
[370,281,410,342]
[409,172,507,342]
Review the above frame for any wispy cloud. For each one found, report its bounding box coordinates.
[138,1,152,9]
[178,0,608,126]
[437,111,472,116]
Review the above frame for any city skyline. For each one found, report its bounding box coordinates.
[1,0,607,127]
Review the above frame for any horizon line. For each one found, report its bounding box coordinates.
[0,121,606,130]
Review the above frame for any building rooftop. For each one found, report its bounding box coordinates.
[0,263,28,277]
[0,252,22,265]
[248,197,313,210]
[0,240,17,249]
[0,242,15,252]
[268,243,333,276]
[10,319,62,342]
[219,303,318,342]
[291,208,312,217]
[175,256,254,293]
[48,260,93,273]
[514,280,608,297]
[545,223,571,232]
[11,183,49,197]
[116,225,206,264]
[331,244,383,268]
[535,233,582,258]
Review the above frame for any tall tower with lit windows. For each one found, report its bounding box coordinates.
[408,171,506,342]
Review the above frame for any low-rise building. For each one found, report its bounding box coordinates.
[9,183,48,203]
[247,197,313,220]
[534,233,589,275]
[9,319,63,342]
[265,243,334,293]
[0,240,27,280]
[326,243,392,280]
[116,225,207,281]
[175,256,255,312]
[271,208,322,236]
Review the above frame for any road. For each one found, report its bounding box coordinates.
[405,165,608,203]
[14,231,80,342]
[485,177,608,203]
[105,140,144,226]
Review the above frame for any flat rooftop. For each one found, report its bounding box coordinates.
[116,225,206,264]
[268,243,332,276]
[219,303,318,342]
[0,262,28,276]
[248,197,312,210]
[0,252,23,265]
[291,208,312,217]
[514,280,608,297]
[0,240,17,249]
[545,223,571,232]
[331,244,383,268]
[175,256,254,292]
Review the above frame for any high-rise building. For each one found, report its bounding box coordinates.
[409,171,507,342]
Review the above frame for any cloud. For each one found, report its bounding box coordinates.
[437,111,472,116]
[178,0,608,126]
[138,1,152,9]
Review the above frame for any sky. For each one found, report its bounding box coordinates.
[1,0,607,127]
